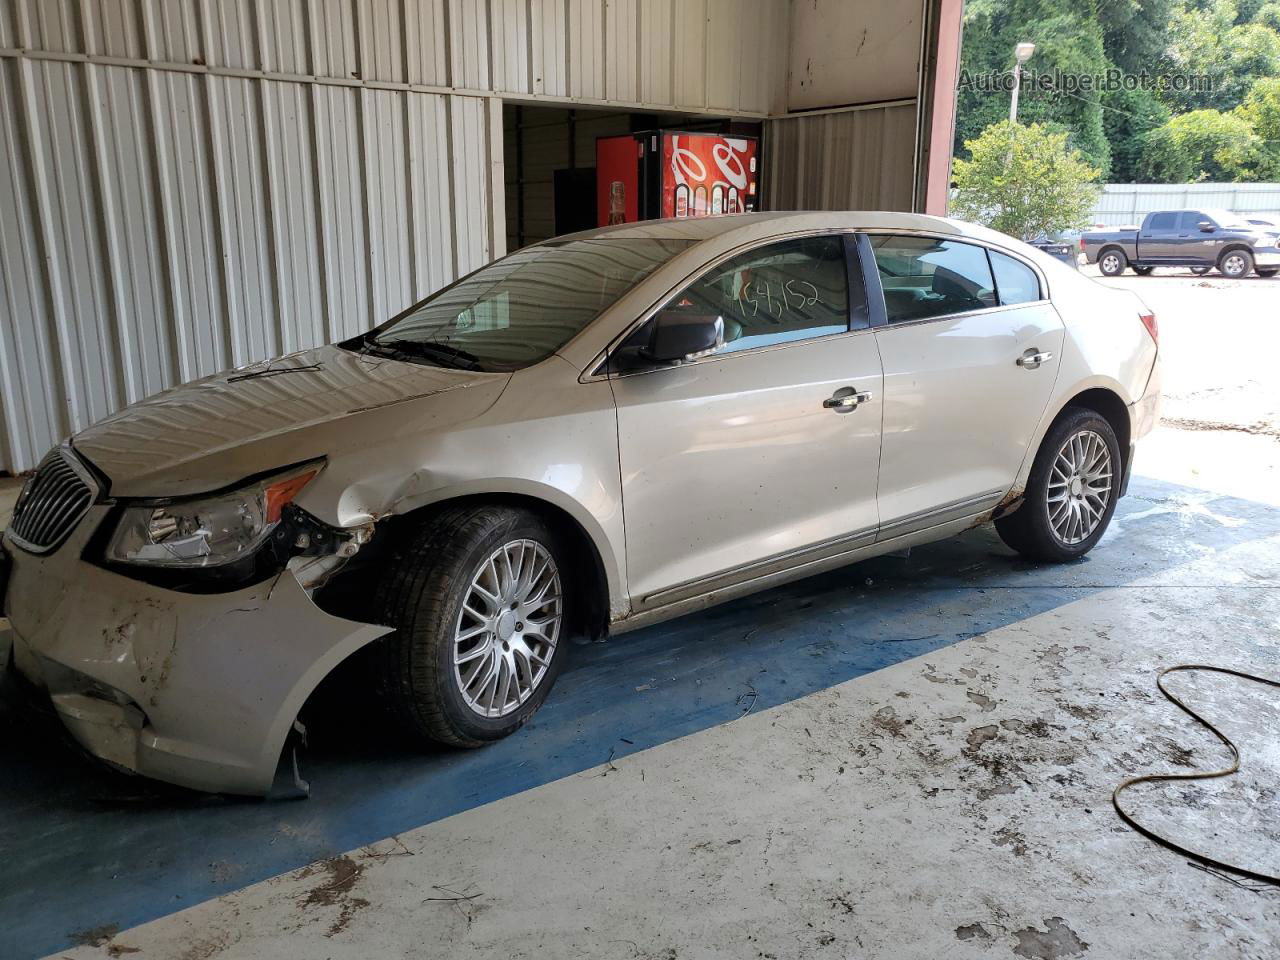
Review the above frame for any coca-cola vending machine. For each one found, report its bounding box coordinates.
[596,130,760,226]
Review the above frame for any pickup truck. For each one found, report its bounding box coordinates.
[1081,209,1280,279]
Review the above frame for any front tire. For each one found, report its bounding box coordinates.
[1098,249,1127,277]
[372,505,570,747]
[1218,249,1254,279]
[996,408,1121,563]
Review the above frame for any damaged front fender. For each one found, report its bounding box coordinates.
[6,524,391,795]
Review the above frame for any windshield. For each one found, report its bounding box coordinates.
[1202,209,1250,229]
[354,238,693,371]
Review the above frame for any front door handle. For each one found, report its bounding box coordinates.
[823,387,873,412]
[1016,349,1054,369]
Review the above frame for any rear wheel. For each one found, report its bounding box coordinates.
[1133,265,1154,276]
[1218,249,1254,279]
[996,408,1121,563]
[372,505,570,746]
[1098,249,1127,277]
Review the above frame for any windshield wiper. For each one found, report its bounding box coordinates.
[227,362,324,382]
[369,338,485,371]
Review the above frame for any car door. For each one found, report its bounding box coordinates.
[609,234,884,610]
[869,234,1064,538]
[1174,210,1221,264]
[1138,211,1179,262]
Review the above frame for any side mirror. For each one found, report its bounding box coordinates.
[1199,221,1215,233]
[645,311,725,363]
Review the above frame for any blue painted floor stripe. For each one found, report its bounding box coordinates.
[2,476,1278,959]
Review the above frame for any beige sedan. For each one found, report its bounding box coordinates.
[1,212,1161,795]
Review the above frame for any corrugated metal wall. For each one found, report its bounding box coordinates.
[1091,183,1280,226]
[0,0,789,473]
[764,103,918,213]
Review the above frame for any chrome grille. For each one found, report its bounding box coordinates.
[8,448,97,553]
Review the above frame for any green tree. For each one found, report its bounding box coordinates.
[1163,0,1280,111]
[951,121,1102,240]
[1236,75,1280,174]
[1098,0,1179,71]
[1256,1,1280,30]
[1102,86,1171,180]
[1138,109,1266,179]
[956,0,1113,176]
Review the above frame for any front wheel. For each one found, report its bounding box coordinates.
[372,505,570,747]
[1218,249,1254,279]
[1098,250,1127,277]
[996,408,1121,563]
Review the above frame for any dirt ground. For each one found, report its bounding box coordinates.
[1084,263,1280,440]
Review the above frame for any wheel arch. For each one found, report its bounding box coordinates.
[386,487,615,641]
[1097,244,1128,265]
[1216,243,1254,268]
[1064,387,1131,471]
[1014,382,1133,500]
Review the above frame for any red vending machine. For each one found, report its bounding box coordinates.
[596,130,760,226]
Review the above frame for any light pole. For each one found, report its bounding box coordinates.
[1009,42,1036,124]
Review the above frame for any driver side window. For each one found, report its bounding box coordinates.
[871,235,997,324]
[661,235,853,356]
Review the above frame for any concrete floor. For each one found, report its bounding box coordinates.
[4,271,1280,959]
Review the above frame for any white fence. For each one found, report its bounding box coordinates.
[1090,183,1280,227]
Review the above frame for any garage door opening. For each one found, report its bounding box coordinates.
[501,104,762,251]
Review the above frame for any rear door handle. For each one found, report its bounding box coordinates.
[823,387,873,412]
[1016,349,1054,369]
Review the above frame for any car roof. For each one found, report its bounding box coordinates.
[547,211,980,246]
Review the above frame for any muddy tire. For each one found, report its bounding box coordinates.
[1097,249,1127,277]
[371,505,570,747]
[1218,248,1254,279]
[996,408,1122,563]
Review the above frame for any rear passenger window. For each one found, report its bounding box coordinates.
[990,251,1041,305]
[1148,212,1177,231]
[870,236,996,323]
[664,235,852,355]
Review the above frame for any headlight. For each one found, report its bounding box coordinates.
[106,465,319,568]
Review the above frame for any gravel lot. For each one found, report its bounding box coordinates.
[1083,263,1280,440]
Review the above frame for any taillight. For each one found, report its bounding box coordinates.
[1139,311,1158,345]
[1079,236,1085,251]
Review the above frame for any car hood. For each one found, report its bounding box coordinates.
[73,344,508,497]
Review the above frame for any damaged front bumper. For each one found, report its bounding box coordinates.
[2,506,390,796]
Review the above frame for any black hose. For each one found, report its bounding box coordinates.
[1112,664,1280,885]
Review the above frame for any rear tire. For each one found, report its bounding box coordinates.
[371,505,570,747]
[996,408,1122,563]
[1218,249,1254,279]
[1098,249,1127,277]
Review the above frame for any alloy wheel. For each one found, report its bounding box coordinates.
[1047,429,1113,545]
[1101,253,1121,274]
[1222,253,1247,277]
[453,539,562,718]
